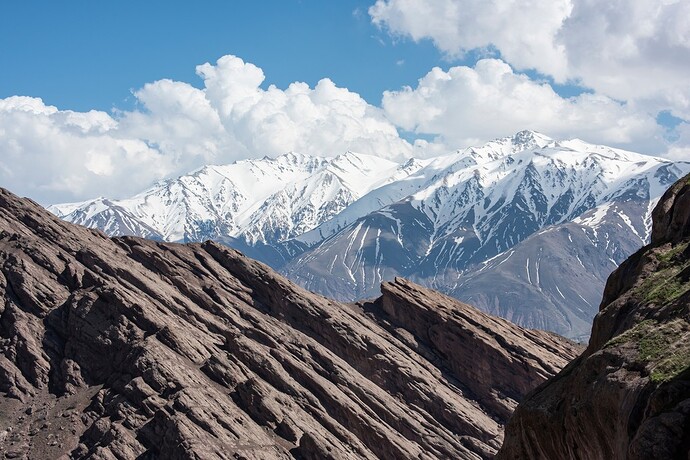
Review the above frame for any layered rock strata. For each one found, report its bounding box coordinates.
[0,187,579,459]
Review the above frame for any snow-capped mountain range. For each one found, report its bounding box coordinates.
[50,131,690,340]
[50,152,423,245]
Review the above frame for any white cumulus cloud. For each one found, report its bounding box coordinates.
[370,0,571,79]
[370,0,690,117]
[0,56,414,204]
[665,122,690,160]
[0,96,166,204]
[382,59,662,151]
[195,55,412,159]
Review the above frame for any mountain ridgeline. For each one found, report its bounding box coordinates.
[498,173,690,459]
[50,131,690,339]
[0,187,580,459]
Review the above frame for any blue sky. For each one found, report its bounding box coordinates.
[1,1,449,111]
[1,0,689,204]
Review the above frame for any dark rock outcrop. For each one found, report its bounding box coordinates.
[0,187,580,459]
[498,174,690,459]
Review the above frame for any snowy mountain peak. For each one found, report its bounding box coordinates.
[449,130,554,165]
[51,150,419,245]
[273,151,322,166]
[511,130,552,147]
[330,150,396,170]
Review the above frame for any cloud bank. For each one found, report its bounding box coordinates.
[370,0,690,118]
[382,59,660,150]
[0,56,415,204]
[1,23,687,205]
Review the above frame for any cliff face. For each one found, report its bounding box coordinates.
[0,188,580,459]
[498,174,690,459]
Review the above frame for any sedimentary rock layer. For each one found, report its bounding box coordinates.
[0,188,579,459]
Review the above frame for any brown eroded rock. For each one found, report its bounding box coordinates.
[0,187,580,459]
[498,174,690,459]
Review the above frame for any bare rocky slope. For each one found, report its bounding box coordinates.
[498,174,690,459]
[0,187,580,459]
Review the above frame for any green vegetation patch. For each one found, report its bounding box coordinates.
[639,325,672,362]
[651,350,690,383]
[604,241,690,383]
[605,319,656,348]
[605,319,690,383]
[655,241,689,265]
[631,242,690,306]
[644,275,690,305]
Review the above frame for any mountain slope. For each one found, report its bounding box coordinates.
[443,202,660,342]
[0,187,579,459]
[283,134,690,339]
[497,173,690,459]
[49,131,690,339]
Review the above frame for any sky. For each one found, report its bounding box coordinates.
[1,0,689,204]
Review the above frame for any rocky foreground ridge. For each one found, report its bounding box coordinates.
[0,187,580,459]
[498,174,690,459]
